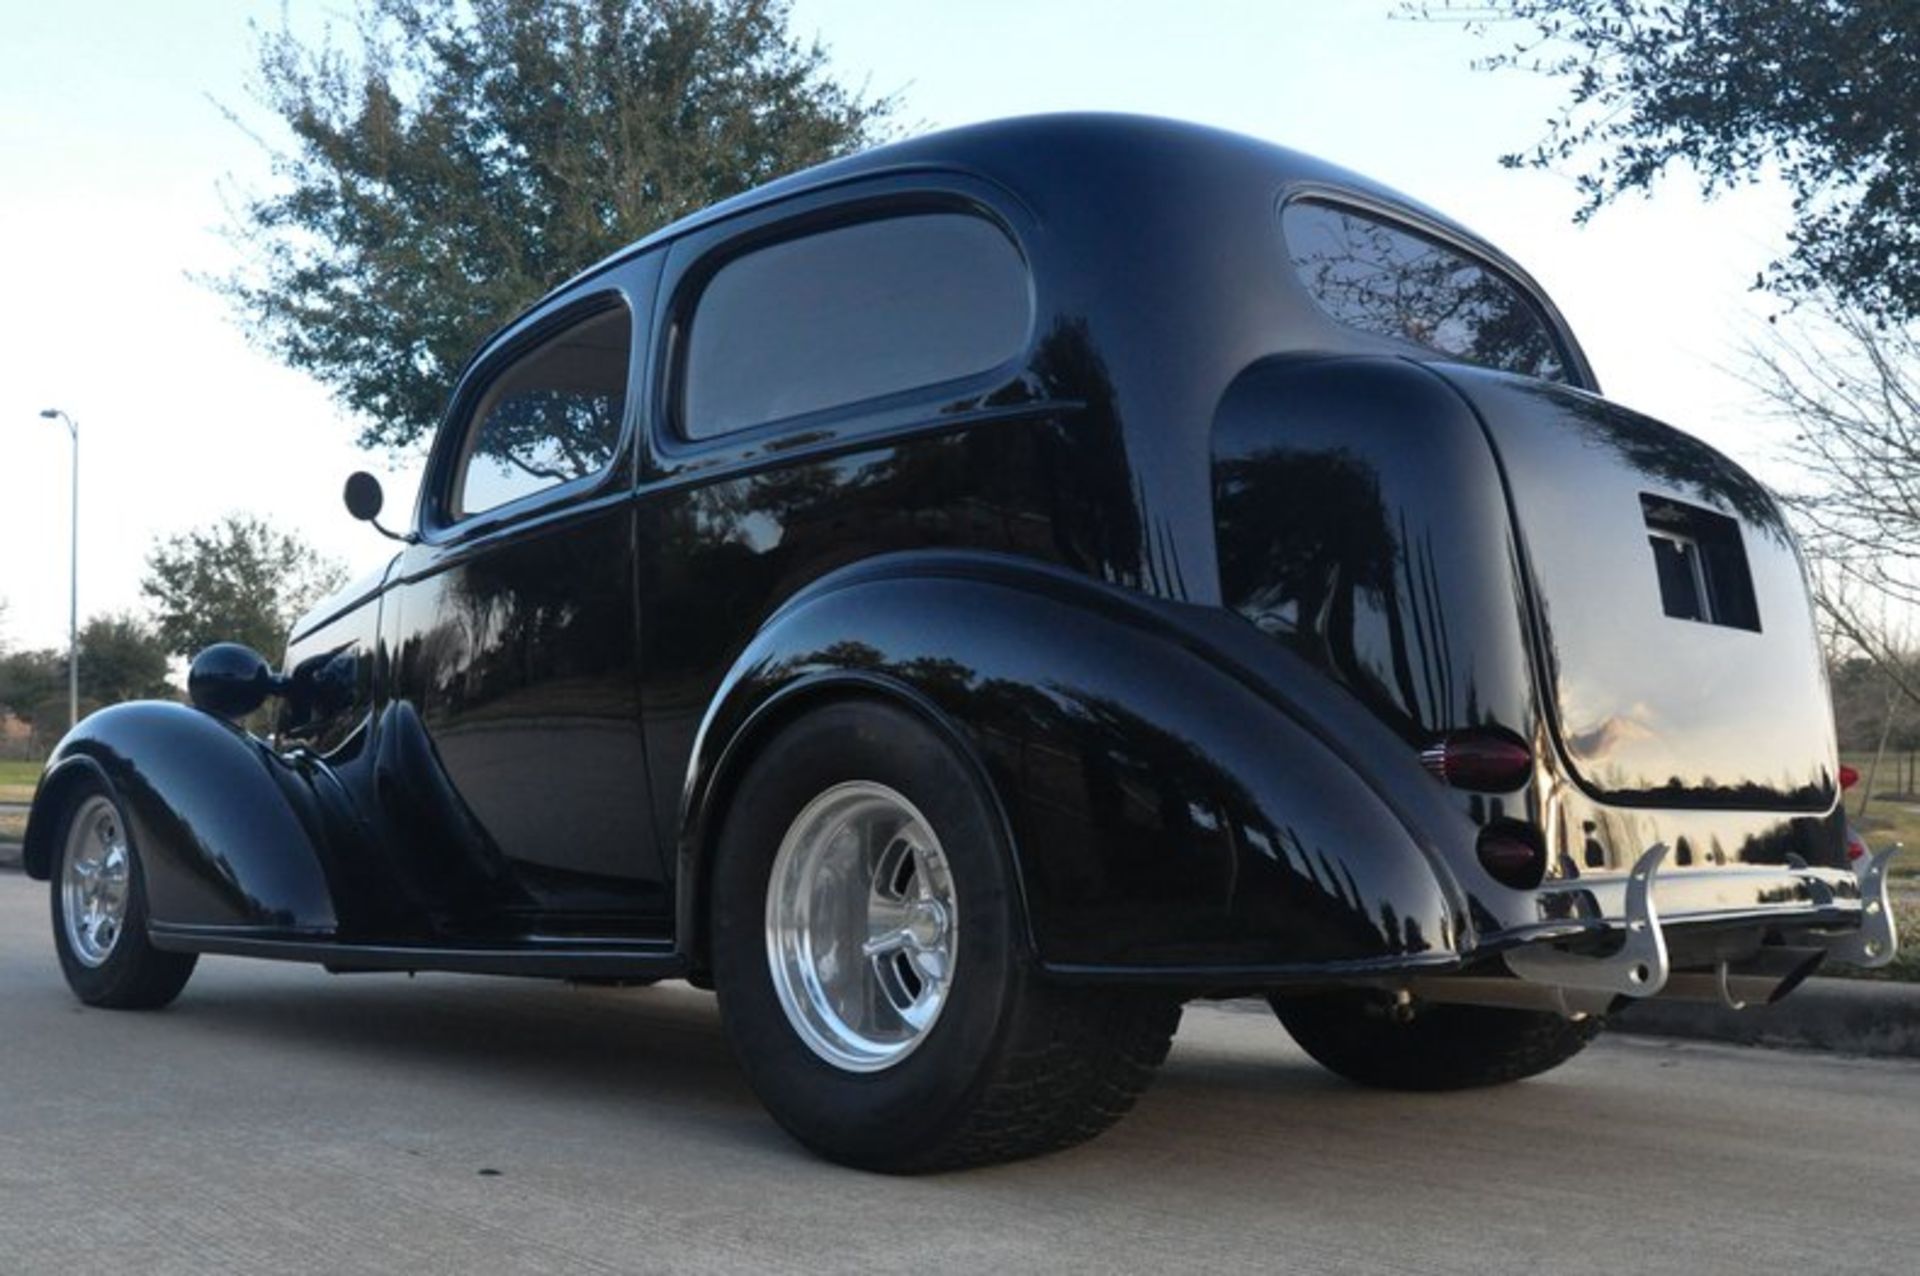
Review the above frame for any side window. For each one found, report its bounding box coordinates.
[680,212,1031,441]
[1283,201,1568,383]
[454,303,632,518]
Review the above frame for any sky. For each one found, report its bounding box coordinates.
[0,0,1800,654]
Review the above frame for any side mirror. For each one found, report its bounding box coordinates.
[188,643,282,720]
[343,471,414,543]
[344,471,385,521]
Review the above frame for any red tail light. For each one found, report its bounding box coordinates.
[1477,824,1547,890]
[1839,764,1860,791]
[1420,730,1533,792]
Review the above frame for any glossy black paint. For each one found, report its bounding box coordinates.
[25,114,1859,985]
[25,703,338,932]
[186,642,282,720]
[678,553,1468,974]
[1443,367,1838,811]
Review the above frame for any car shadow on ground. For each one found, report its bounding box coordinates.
[168,969,761,1101]
[134,966,1354,1157]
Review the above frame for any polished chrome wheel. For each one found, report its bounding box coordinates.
[61,795,132,968]
[765,780,959,1072]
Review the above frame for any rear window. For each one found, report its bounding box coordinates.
[1284,201,1567,383]
[680,213,1031,441]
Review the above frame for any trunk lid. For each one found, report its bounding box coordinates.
[1436,365,1837,810]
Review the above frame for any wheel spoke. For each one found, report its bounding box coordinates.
[910,946,948,984]
[909,840,937,901]
[862,924,915,959]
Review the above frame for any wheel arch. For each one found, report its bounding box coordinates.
[21,754,113,880]
[20,702,341,933]
[674,551,1472,982]
[679,669,1033,982]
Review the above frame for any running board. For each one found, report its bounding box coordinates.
[149,923,686,981]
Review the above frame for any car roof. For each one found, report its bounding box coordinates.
[492,112,1555,350]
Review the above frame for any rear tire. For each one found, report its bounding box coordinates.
[1270,989,1600,1090]
[49,777,197,1010]
[711,700,1182,1172]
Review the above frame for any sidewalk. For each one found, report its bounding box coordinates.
[1612,977,1920,1059]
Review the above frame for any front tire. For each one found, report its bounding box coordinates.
[49,778,197,1010]
[711,701,1181,1172]
[1270,989,1600,1090]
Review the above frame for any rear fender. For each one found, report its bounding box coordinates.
[24,702,338,933]
[681,554,1471,977]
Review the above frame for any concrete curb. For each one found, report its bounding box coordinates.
[1611,977,1920,1059]
[0,842,20,871]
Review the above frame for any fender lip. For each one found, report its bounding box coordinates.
[21,700,341,932]
[679,549,1475,978]
[19,752,113,880]
[676,665,1037,970]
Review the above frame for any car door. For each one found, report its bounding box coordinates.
[383,257,668,934]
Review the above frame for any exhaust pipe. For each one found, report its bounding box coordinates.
[1405,947,1827,1018]
[1656,946,1826,1009]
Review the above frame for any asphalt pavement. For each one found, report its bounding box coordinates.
[2,866,1918,1274]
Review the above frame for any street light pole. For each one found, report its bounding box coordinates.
[38,408,79,730]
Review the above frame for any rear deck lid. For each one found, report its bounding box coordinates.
[1436,366,1837,809]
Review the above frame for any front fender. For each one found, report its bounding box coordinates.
[683,554,1472,978]
[24,702,338,933]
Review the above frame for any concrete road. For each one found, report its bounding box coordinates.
[2,869,1917,1275]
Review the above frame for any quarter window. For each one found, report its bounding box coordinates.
[454,304,631,518]
[680,213,1031,441]
[1284,201,1568,383]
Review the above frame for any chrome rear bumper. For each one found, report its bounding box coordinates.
[1413,842,1899,1019]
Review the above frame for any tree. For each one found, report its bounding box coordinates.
[77,614,175,706]
[1735,294,1918,677]
[215,0,895,452]
[1414,2,1920,322]
[0,648,61,724]
[141,515,347,661]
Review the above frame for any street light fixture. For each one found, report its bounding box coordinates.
[37,408,79,731]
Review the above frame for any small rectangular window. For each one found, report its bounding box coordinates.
[1284,201,1568,383]
[680,212,1032,441]
[1648,531,1709,622]
[1641,495,1760,631]
[455,304,631,518]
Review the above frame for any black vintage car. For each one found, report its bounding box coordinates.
[24,115,1897,1172]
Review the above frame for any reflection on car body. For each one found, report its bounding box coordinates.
[22,114,1896,1172]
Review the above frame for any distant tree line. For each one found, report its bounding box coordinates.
[0,515,343,758]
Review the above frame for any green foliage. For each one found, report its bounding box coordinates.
[1416,1,1920,322]
[215,0,895,451]
[77,613,174,705]
[0,614,176,754]
[0,648,63,731]
[141,515,347,661]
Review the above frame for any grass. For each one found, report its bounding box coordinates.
[1823,896,1920,984]
[1838,752,1920,876]
[0,759,40,805]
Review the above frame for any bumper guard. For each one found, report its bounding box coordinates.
[1491,841,1900,1014]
